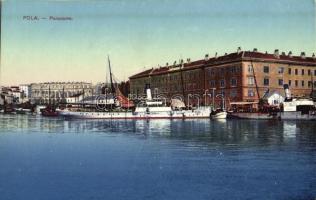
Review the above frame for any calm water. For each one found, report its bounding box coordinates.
[0,115,315,200]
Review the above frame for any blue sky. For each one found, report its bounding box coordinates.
[1,0,315,85]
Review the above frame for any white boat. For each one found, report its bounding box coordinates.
[15,108,32,114]
[182,106,212,118]
[211,110,227,119]
[59,87,212,120]
[35,105,46,115]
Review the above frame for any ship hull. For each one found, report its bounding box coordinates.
[228,112,316,120]
[58,109,211,119]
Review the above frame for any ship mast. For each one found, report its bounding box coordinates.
[48,85,51,106]
[180,62,186,106]
[107,55,115,94]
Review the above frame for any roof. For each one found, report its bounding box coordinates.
[262,90,284,99]
[129,50,316,79]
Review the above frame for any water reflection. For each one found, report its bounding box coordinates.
[1,115,316,149]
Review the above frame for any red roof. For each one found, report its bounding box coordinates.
[130,51,316,79]
[129,68,153,79]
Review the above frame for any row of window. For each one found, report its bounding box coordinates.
[208,66,241,76]
[262,78,316,88]
[254,65,316,76]
[248,76,316,88]
[209,78,238,88]
[288,68,316,76]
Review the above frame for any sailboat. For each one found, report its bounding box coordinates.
[58,56,135,119]
[41,85,59,117]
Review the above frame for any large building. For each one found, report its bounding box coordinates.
[31,82,93,104]
[129,49,316,107]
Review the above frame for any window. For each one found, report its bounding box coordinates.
[295,80,298,87]
[230,90,237,97]
[248,65,254,73]
[278,67,284,74]
[314,70,316,76]
[301,80,305,87]
[263,66,269,73]
[248,77,254,85]
[314,81,316,87]
[248,89,255,97]
[208,69,212,76]
[231,78,237,86]
[220,79,225,87]
[308,81,312,88]
[295,69,298,75]
[288,68,292,74]
[264,78,269,86]
[278,79,283,86]
[219,90,225,96]
[209,80,216,87]
[231,66,237,74]
[302,69,304,75]
[308,69,311,75]
[289,80,292,86]
[220,68,225,76]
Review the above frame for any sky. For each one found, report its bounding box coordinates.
[1,0,315,85]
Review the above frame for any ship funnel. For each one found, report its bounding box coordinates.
[145,84,152,100]
[283,84,291,101]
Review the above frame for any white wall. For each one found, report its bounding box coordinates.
[268,93,285,106]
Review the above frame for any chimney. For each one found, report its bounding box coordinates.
[283,84,292,101]
[173,61,177,66]
[214,52,218,58]
[205,54,209,61]
[253,48,258,52]
[180,59,184,64]
[224,53,228,56]
[274,49,279,58]
[186,58,191,63]
[300,52,306,59]
[312,53,315,59]
[288,51,292,57]
[145,84,152,101]
[237,47,242,54]
[281,52,286,56]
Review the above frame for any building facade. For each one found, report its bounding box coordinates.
[30,82,93,104]
[129,49,316,108]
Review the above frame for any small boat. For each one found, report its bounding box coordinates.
[3,104,16,114]
[211,109,227,119]
[182,106,212,118]
[15,108,32,114]
[40,85,59,117]
[35,105,46,115]
[41,105,59,117]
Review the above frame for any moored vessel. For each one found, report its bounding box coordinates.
[228,85,316,120]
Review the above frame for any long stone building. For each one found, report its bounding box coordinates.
[129,49,316,107]
[31,82,93,104]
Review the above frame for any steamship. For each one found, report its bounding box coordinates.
[58,85,212,119]
[228,84,316,120]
